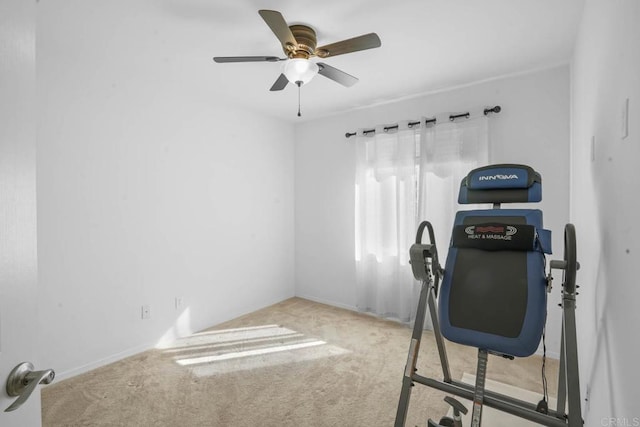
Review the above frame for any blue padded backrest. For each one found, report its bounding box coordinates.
[439,209,549,357]
[458,164,542,204]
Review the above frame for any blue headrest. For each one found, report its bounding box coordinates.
[458,164,542,204]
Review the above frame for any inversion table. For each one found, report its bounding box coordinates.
[394,164,582,427]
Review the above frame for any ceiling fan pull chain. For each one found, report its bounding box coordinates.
[297,81,302,117]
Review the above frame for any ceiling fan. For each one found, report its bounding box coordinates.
[213,10,381,114]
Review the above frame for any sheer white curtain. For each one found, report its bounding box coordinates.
[355,122,420,321]
[355,114,489,325]
[418,115,489,252]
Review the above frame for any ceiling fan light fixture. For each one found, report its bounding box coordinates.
[283,58,319,85]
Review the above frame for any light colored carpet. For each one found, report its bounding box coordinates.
[42,297,557,426]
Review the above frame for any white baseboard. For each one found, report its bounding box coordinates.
[294,293,358,312]
[536,348,560,360]
[51,341,156,382]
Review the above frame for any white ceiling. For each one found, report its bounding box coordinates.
[158,0,585,122]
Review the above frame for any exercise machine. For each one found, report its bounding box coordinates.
[394,164,582,426]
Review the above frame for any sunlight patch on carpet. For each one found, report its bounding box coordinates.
[176,339,327,365]
[158,324,300,350]
[165,325,350,377]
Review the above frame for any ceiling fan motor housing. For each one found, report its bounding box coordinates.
[286,25,318,58]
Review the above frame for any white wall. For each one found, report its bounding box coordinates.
[36,1,295,379]
[571,1,640,423]
[294,66,571,356]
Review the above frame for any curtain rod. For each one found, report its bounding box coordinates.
[344,105,501,139]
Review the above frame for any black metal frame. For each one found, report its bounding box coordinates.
[394,221,583,427]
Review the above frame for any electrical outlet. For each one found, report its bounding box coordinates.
[175,297,184,310]
[141,305,151,320]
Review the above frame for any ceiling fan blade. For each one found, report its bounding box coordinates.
[213,56,283,63]
[317,63,358,87]
[258,10,297,50]
[316,33,381,58]
[270,74,289,91]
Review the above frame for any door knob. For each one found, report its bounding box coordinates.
[4,362,55,412]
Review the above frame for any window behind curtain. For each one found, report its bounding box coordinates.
[355,116,489,325]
